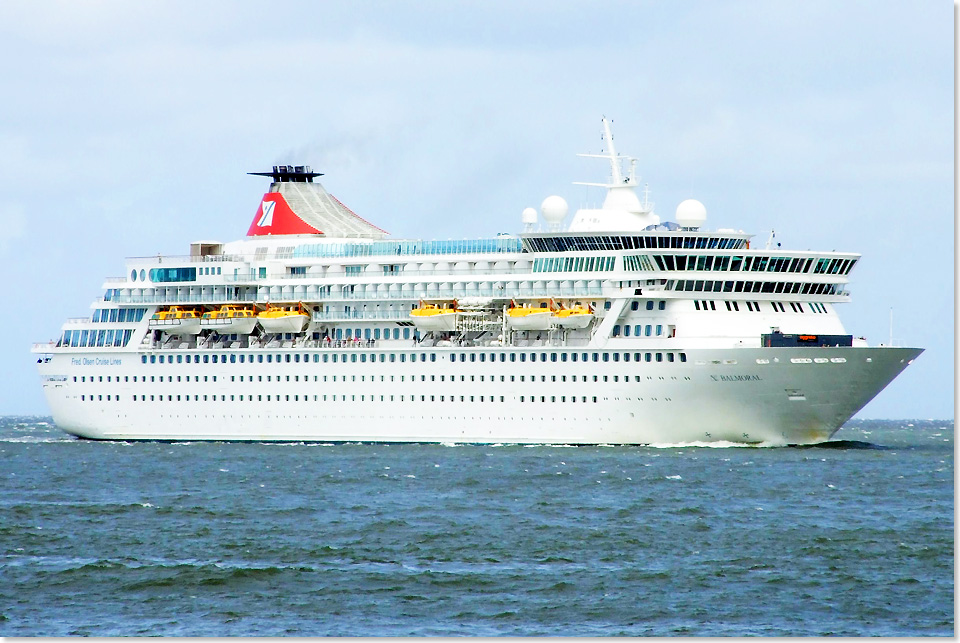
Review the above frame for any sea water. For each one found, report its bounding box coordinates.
[0,417,952,636]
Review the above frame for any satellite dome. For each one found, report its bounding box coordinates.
[541,196,569,225]
[675,199,707,229]
[521,207,538,225]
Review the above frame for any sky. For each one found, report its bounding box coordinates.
[0,0,953,418]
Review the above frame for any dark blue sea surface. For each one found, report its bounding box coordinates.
[0,417,952,636]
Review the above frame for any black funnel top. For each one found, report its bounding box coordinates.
[248,165,324,183]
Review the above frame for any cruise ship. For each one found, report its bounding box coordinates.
[33,119,922,444]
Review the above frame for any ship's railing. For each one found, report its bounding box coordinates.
[312,310,410,322]
[220,267,543,282]
[137,335,596,351]
[127,254,246,264]
[109,286,605,306]
[109,268,544,285]
[126,240,522,264]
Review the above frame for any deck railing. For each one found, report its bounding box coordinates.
[109,286,605,306]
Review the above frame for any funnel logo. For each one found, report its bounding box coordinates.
[247,192,321,236]
[256,200,276,227]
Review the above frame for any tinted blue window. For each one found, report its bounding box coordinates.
[148,267,197,282]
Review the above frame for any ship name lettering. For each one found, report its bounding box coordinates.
[73,357,122,366]
[712,374,762,382]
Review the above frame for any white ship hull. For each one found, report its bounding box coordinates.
[34,121,923,444]
[36,345,921,445]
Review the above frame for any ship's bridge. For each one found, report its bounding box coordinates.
[520,230,752,253]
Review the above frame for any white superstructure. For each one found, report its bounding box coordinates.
[33,119,922,444]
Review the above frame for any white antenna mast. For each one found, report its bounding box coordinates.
[602,117,622,184]
[574,116,635,188]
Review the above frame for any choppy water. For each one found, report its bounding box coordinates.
[0,417,952,636]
